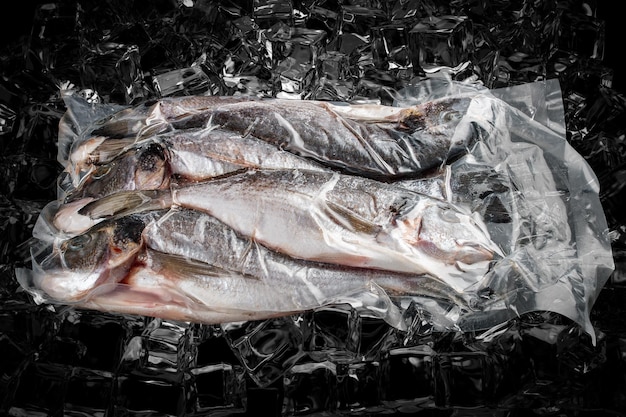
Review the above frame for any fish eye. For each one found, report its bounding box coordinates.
[138,144,166,172]
[66,234,93,251]
[440,111,461,123]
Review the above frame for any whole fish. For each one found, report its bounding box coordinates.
[70,248,406,326]
[206,96,476,179]
[63,126,325,202]
[77,169,501,292]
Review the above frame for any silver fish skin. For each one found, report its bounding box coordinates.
[206,96,475,179]
[161,126,327,181]
[144,208,472,309]
[169,169,500,292]
[64,127,326,202]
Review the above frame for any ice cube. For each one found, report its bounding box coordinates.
[307,6,339,36]
[336,361,382,409]
[381,346,435,402]
[10,362,71,416]
[273,59,316,96]
[48,310,131,373]
[0,103,17,136]
[556,10,605,60]
[223,316,306,387]
[81,43,146,104]
[389,0,423,23]
[338,5,387,37]
[372,22,412,70]
[113,371,190,416]
[64,367,114,416]
[253,0,294,29]
[266,25,327,68]
[283,361,337,414]
[433,351,490,407]
[310,77,355,101]
[28,3,81,80]
[304,305,361,363]
[152,64,224,97]
[408,15,474,74]
[316,51,351,80]
[143,320,193,373]
[191,363,246,411]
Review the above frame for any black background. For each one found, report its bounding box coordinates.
[2,1,625,95]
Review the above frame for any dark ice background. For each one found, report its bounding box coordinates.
[1,1,625,416]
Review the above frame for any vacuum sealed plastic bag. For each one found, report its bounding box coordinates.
[16,80,614,343]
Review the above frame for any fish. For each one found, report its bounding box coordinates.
[19,207,473,328]
[63,126,326,202]
[16,211,262,324]
[144,208,473,309]
[205,95,477,179]
[64,95,478,183]
[71,248,405,326]
[77,169,501,292]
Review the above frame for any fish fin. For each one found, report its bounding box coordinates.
[156,251,260,281]
[91,114,169,140]
[322,201,382,235]
[78,190,172,219]
[88,138,141,163]
[377,277,471,308]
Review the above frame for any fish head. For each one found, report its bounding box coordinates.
[398,97,472,135]
[396,199,499,268]
[36,215,146,302]
[69,143,170,200]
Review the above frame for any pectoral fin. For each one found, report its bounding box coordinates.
[87,137,144,164]
[154,251,259,281]
[322,201,382,235]
[79,190,172,219]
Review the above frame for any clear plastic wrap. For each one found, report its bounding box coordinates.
[16,79,613,346]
